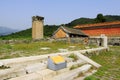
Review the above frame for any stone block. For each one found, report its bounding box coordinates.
[75,52,101,68]
[9,73,42,80]
[0,68,26,80]
[36,69,56,80]
[52,64,92,80]
[0,62,4,66]
[25,63,46,73]
[47,55,67,71]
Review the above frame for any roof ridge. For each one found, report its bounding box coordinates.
[74,21,120,28]
[61,26,72,33]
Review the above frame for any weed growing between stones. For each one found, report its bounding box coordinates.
[84,75,100,80]
[0,65,10,69]
[69,64,83,70]
[68,53,78,61]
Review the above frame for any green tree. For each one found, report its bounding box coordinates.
[95,14,106,23]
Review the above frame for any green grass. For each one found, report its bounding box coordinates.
[84,75,100,80]
[88,46,120,80]
[1,40,120,80]
[69,64,84,70]
[0,40,97,59]
[68,53,78,61]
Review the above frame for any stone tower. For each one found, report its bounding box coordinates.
[32,16,44,40]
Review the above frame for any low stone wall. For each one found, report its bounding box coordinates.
[108,37,120,45]
[54,37,103,46]
[0,37,119,46]
[0,40,31,44]
[54,37,120,46]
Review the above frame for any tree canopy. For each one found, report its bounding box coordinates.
[95,13,106,23]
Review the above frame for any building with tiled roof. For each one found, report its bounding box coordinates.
[52,26,88,38]
[74,21,120,37]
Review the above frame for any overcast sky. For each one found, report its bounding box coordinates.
[0,0,120,30]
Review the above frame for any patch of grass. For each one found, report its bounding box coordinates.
[84,75,100,80]
[70,65,78,70]
[69,64,83,70]
[0,40,97,59]
[74,72,84,79]
[90,46,120,80]
[68,53,78,61]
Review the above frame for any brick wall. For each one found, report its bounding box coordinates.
[82,27,120,37]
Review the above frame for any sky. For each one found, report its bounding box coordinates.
[0,0,120,30]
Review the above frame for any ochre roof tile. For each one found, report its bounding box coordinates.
[74,21,120,28]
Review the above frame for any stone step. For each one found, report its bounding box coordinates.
[0,47,105,80]
[75,52,101,68]
[0,68,26,80]
[0,47,107,67]
[52,64,92,80]
[0,57,86,80]
[0,63,46,80]
[25,63,47,74]
[9,73,42,80]
[36,69,56,80]
[67,59,86,67]
[0,52,71,67]
[8,60,88,80]
[51,59,87,75]
[65,57,73,63]
[0,56,47,67]
[9,69,56,80]
[74,70,97,80]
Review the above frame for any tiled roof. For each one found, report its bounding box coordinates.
[74,21,120,29]
[61,26,88,36]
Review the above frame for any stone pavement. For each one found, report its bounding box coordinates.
[0,47,108,80]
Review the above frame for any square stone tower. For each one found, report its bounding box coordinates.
[32,16,44,40]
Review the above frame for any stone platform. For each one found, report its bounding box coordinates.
[0,47,108,80]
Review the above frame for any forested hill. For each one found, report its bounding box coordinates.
[0,15,120,40]
[104,15,120,21]
[65,15,120,27]
[0,25,59,40]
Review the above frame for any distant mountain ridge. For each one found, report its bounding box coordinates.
[0,26,18,36]
[0,15,120,39]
